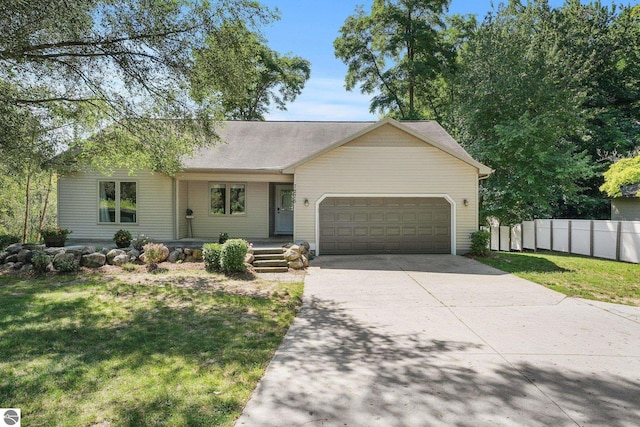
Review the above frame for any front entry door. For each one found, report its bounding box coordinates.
[275,185,294,234]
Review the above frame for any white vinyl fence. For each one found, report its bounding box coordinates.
[487,219,640,264]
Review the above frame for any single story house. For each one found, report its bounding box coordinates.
[58,118,492,255]
[611,183,640,221]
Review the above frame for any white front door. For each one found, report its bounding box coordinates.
[275,185,294,235]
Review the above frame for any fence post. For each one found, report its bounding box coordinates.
[550,220,554,251]
[589,220,594,257]
[534,219,538,252]
[520,222,524,252]
[568,220,572,254]
[616,221,622,261]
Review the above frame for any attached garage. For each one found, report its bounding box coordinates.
[318,196,452,254]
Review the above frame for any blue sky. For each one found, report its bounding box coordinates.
[259,0,636,121]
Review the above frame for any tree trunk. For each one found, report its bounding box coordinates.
[22,169,31,243]
[38,170,53,241]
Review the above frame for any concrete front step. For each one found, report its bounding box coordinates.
[254,266,289,273]
[253,247,285,255]
[254,259,289,268]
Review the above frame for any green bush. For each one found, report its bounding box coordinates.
[220,239,248,273]
[469,230,491,257]
[202,243,223,272]
[31,251,51,274]
[132,233,152,251]
[55,258,79,273]
[0,234,20,250]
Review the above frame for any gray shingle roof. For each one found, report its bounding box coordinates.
[181,119,479,172]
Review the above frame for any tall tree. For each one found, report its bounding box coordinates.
[0,0,277,173]
[191,21,310,120]
[334,0,454,120]
[455,0,595,224]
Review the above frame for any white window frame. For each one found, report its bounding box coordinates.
[208,182,247,216]
[97,180,139,225]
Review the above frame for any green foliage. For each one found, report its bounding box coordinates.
[202,243,223,273]
[600,154,640,197]
[469,230,491,257]
[191,21,310,120]
[131,233,152,251]
[142,243,167,271]
[220,239,248,273]
[55,258,79,273]
[31,251,51,274]
[40,227,71,239]
[0,234,20,251]
[113,229,132,245]
[334,0,454,119]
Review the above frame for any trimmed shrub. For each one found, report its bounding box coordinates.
[142,243,168,271]
[469,230,491,257]
[0,234,20,250]
[220,239,248,273]
[31,251,51,274]
[56,258,79,273]
[202,243,223,272]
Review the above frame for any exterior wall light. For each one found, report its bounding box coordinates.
[463,199,469,206]
[304,198,309,207]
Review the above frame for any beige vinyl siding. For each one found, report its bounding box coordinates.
[58,169,175,240]
[294,125,479,254]
[612,199,640,221]
[183,180,269,239]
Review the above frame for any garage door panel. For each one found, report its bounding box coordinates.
[319,197,451,254]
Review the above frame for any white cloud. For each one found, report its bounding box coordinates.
[265,77,378,121]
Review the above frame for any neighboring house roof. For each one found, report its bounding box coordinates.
[182,118,492,176]
[619,183,639,197]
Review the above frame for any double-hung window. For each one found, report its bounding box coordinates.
[210,183,245,215]
[99,180,137,223]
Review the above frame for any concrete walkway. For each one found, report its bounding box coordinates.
[236,255,640,427]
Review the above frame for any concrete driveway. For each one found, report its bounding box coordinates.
[237,255,640,426]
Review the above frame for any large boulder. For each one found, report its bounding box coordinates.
[20,264,34,274]
[0,251,8,263]
[106,249,126,265]
[111,254,129,267]
[297,241,311,255]
[17,249,32,263]
[127,249,141,262]
[183,247,193,255]
[288,258,304,269]
[244,253,255,264]
[5,243,23,254]
[81,253,107,268]
[191,249,203,261]
[65,245,95,255]
[45,247,66,257]
[53,252,76,269]
[301,254,309,268]
[284,246,301,261]
[167,249,185,263]
[5,254,19,264]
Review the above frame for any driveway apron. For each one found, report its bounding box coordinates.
[236,255,640,427]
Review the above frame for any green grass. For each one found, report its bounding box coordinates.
[476,250,640,306]
[0,271,303,426]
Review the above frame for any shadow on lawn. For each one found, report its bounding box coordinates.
[482,252,572,274]
[239,296,640,426]
[0,274,292,426]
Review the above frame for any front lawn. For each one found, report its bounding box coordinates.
[476,250,640,306]
[0,267,303,426]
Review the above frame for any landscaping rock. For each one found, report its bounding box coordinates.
[106,249,125,264]
[184,248,193,255]
[1,262,14,270]
[12,262,24,270]
[191,249,203,260]
[17,249,31,263]
[245,253,255,264]
[301,254,309,268]
[100,248,110,255]
[20,264,34,273]
[5,243,23,254]
[159,246,170,262]
[128,249,140,261]
[112,254,129,266]
[0,251,7,263]
[168,250,186,263]
[284,247,301,261]
[5,254,18,263]
[45,247,66,256]
[81,253,107,268]
[139,253,146,264]
[297,241,310,255]
[288,258,304,269]
[184,256,196,263]
[65,245,95,255]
